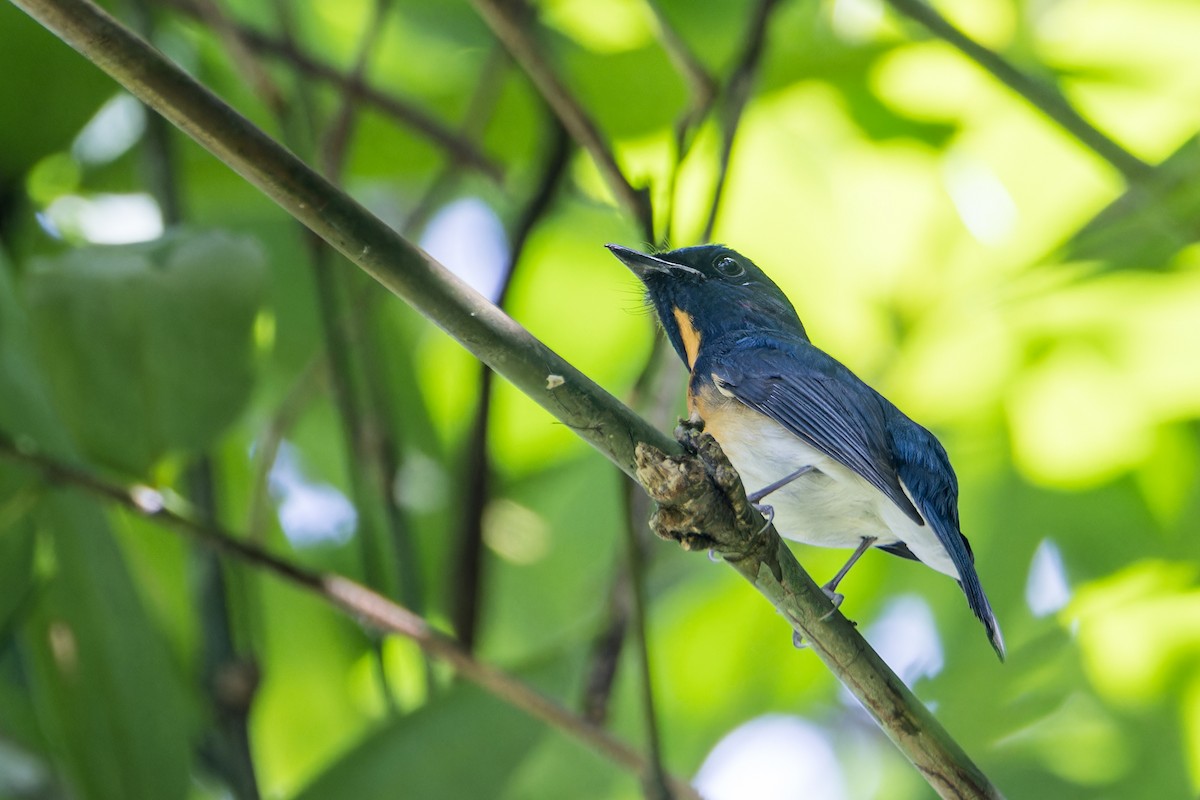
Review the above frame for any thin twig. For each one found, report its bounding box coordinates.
[220,0,411,705]
[469,0,653,240]
[581,556,632,725]
[245,356,326,544]
[702,0,781,242]
[262,0,317,145]
[401,45,510,238]
[451,119,571,651]
[619,478,671,800]
[318,0,392,178]
[646,1,716,245]
[177,0,287,116]
[582,337,680,723]
[188,457,262,800]
[310,0,426,620]
[462,9,674,786]
[125,4,260,794]
[645,1,716,114]
[883,0,1152,184]
[160,0,502,179]
[0,432,702,800]
[610,341,684,800]
[10,3,1004,793]
[579,0,777,737]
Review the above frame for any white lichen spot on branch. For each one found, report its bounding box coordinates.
[130,485,165,513]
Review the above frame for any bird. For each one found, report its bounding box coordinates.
[608,242,1005,660]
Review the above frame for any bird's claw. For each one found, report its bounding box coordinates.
[791,629,808,650]
[753,502,774,534]
[817,582,845,620]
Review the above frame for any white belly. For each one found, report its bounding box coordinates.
[708,411,959,579]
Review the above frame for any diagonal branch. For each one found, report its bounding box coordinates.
[161,0,502,180]
[0,432,702,800]
[883,0,1152,185]
[451,118,571,652]
[401,44,510,238]
[646,0,716,115]
[13,0,661,469]
[8,1,1003,796]
[469,0,653,240]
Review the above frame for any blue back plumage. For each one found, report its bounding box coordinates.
[887,413,1005,659]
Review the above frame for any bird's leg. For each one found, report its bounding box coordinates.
[747,465,814,532]
[747,465,814,505]
[819,536,878,615]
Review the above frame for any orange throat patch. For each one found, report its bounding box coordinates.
[672,307,701,369]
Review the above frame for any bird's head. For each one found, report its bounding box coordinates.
[607,243,806,368]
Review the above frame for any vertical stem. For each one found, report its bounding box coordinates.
[126,1,261,794]
[620,480,670,800]
[450,120,570,650]
[188,459,262,800]
[702,0,781,242]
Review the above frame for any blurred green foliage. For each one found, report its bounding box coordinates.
[2,0,1200,798]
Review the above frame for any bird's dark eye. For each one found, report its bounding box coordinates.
[714,256,744,277]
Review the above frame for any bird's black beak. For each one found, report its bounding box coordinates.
[606,244,695,280]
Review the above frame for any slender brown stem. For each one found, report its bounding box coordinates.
[160,0,501,179]
[883,0,1152,184]
[124,4,260,793]
[702,0,781,242]
[580,1,778,764]
[401,45,510,239]
[648,2,716,245]
[646,1,716,114]
[318,0,391,178]
[619,479,671,800]
[0,433,702,800]
[451,120,571,651]
[469,0,653,240]
[177,0,287,116]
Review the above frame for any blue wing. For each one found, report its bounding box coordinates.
[888,417,1005,659]
[704,336,923,525]
[705,334,1006,659]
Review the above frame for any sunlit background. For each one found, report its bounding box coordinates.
[2,0,1200,798]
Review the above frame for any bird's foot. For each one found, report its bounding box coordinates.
[633,424,724,553]
[632,420,778,560]
[753,502,774,534]
[791,629,808,650]
[818,584,845,621]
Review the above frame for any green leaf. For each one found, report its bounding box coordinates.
[25,230,267,475]
[0,3,112,184]
[1062,135,1200,271]
[0,245,55,638]
[22,492,192,800]
[293,661,570,800]
[0,247,192,800]
[0,481,36,633]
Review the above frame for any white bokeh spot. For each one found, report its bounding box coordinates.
[694,715,846,800]
[419,198,510,302]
